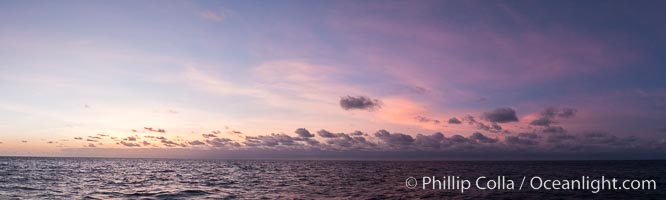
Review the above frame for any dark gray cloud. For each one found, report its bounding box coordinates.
[244,133,299,147]
[317,129,344,138]
[448,117,462,124]
[295,128,314,138]
[483,107,519,123]
[120,141,141,147]
[505,133,540,146]
[339,95,381,111]
[542,107,577,118]
[161,139,187,147]
[543,126,566,134]
[447,135,471,144]
[464,116,503,133]
[188,140,206,146]
[414,132,445,149]
[326,134,374,149]
[546,132,576,143]
[529,117,553,127]
[558,108,577,118]
[531,107,578,127]
[469,132,498,143]
[144,127,166,133]
[60,128,666,160]
[207,138,240,148]
[414,115,440,124]
[351,131,364,136]
[374,130,414,146]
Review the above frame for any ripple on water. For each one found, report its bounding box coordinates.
[0,158,664,199]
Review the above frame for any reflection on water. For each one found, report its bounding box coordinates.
[0,157,663,199]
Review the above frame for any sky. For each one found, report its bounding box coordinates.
[1,0,666,159]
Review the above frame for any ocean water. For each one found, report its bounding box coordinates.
[0,157,663,199]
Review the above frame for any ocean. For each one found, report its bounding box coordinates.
[0,157,663,199]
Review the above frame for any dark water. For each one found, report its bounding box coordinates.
[0,157,663,199]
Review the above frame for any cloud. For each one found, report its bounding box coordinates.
[325,134,374,149]
[483,107,518,123]
[374,130,414,146]
[351,131,364,136]
[202,133,217,138]
[529,117,553,127]
[414,132,445,149]
[317,129,344,138]
[87,143,96,148]
[339,95,382,111]
[142,141,151,146]
[206,138,240,148]
[414,115,440,124]
[543,126,566,134]
[295,128,315,138]
[120,141,140,147]
[161,139,188,148]
[188,140,206,146]
[531,107,578,127]
[542,107,577,118]
[469,132,498,143]
[74,137,83,140]
[244,133,299,147]
[464,115,503,133]
[448,117,462,124]
[505,133,539,146]
[546,132,576,144]
[144,127,166,133]
[124,136,137,141]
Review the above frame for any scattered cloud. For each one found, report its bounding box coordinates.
[144,127,166,133]
[469,132,498,143]
[448,117,462,124]
[414,115,440,124]
[317,129,344,138]
[339,95,382,111]
[483,107,519,123]
[207,138,240,148]
[188,140,206,146]
[529,117,552,127]
[374,130,414,146]
[530,107,577,127]
[295,128,314,138]
[119,141,140,147]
